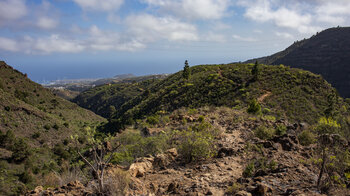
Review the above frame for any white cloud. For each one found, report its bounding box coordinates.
[275,32,294,39]
[126,14,199,42]
[315,1,350,25]
[88,25,145,51]
[0,37,20,52]
[73,0,124,12]
[232,34,257,42]
[37,17,59,30]
[204,32,227,42]
[0,25,146,54]
[242,0,320,34]
[142,0,230,20]
[33,35,85,54]
[0,0,27,22]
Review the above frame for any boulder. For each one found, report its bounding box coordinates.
[235,190,252,196]
[217,147,235,158]
[272,134,299,151]
[129,161,153,177]
[153,148,178,169]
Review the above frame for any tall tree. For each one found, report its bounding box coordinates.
[183,60,191,80]
[251,61,259,81]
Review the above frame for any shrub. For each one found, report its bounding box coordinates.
[18,171,34,184]
[226,182,242,194]
[298,130,316,146]
[11,138,31,163]
[275,124,287,136]
[198,115,205,122]
[103,168,130,196]
[53,144,71,160]
[243,162,255,177]
[262,108,270,114]
[53,124,59,130]
[177,125,217,163]
[44,124,51,130]
[146,115,159,125]
[111,130,170,166]
[247,99,261,114]
[254,126,275,140]
[32,132,41,139]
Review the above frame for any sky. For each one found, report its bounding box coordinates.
[0,0,349,83]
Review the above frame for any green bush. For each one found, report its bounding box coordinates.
[243,162,255,177]
[226,183,242,194]
[32,132,41,139]
[247,99,261,114]
[254,126,275,140]
[111,130,170,166]
[11,138,31,163]
[262,108,270,114]
[146,115,160,125]
[53,124,59,130]
[198,115,205,122]
[44,124,51,130]
[275,124,287,136]
[177,124,217,163]
[298,130,316,146]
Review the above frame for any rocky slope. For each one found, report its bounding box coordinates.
[27,107,350,195]
[246,27,350,98]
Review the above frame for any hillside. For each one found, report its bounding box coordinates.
[73,80,156,118]
[246,27,350,98]
[97,63,350,132]
[0,61,105,195]
[25,62,350,196]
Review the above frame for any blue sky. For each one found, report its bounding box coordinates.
[0,0,349,83]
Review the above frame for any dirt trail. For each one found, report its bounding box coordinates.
[130,127,246,195]
[258,91,272,102]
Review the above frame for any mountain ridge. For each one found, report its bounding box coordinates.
[245,27,350,98]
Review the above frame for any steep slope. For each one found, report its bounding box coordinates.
[104,63,348,131]
[73,79,157,118]
[0,61,105,195]
[246,27,350,98]
[0,61,105,141]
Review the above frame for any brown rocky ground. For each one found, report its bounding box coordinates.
[27,108,350,196]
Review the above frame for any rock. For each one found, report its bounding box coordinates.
[272,134,299,151]
[129,160,153,177]
[153,148,178,169]
[167,148,178,157]
[141,127,164,137]
[217,147,235,158]
[167,182,179,194]
[235,190,252,196]
[254,182,273,196]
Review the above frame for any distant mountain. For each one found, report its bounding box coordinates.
[45,74,168,93]
[113,73,135,79]
[245,27,350,98]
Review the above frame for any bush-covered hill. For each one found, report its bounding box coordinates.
[80,63,349,132]
[246,27,350,98]
[0,61,105,195]
[73,79,157,118]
